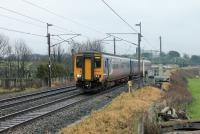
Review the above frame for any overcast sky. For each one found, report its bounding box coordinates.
[0,0,199,55]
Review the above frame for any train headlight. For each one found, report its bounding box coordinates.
[95,75,101,78]
[77,74,82,78]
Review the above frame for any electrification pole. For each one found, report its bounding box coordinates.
[113,37,116,55]
[159,36,162,62]
[47,23,53,87]
[159,36,163,76]
[136,22,142,88]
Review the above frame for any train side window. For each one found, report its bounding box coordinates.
[94,57,101,68]
[76,56,82,68]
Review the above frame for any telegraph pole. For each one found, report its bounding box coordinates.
[159,36,162,59]
[113,37,116,55]
[159,36,163,76]
[47,23,53,87]
[136,22,142,88]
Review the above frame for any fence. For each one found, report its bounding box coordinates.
[0,77,74,89]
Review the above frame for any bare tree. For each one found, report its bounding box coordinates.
[70,40,104,54]
[52,45,65,63]
[15,39,32,79]
[4,45,13,78]
[0,34,9,59]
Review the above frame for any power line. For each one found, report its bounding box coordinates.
[0,27,45,37]
[100,0,138,33]
[0,13,78,35]
[0,2,140,49]
[0,13,45,28]
[107,33,138,46]
[21,0,105,35]
[51,35,81,47]
[0,6,81,35]
[0,6,46,24]
[0,13,80,36]
[14,0,138,45]
[143,37,158,50]
[100,1,160,51]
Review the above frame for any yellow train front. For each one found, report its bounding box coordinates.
[74,51,104,91]
[74,51,151,92]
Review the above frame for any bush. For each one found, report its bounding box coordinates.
[36,63,66,80]
[163,69,199,110]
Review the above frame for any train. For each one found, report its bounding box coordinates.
[74,51,151,91]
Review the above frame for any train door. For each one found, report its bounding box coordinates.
[84,58,92,80]
[106,58,110,77]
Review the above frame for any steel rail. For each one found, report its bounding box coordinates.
[0,85,125,133]
[0,86,77,110]
[0,85,75,104]
[0,92,83,132]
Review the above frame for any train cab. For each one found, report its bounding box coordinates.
[74,52,103,89]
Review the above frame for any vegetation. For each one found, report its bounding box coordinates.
[187,78,200,119]
[36,63,67,84]
[142,69,199,133]
[0,33,105,91]
[1,32,200,93]
[60,87,161,134]
[163,69,199,110]
[142,50,200,66]
[0,87,36,95]
[70,40,104,53]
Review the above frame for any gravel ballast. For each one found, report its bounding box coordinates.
[3,85,128,134]
[0,89,80,117]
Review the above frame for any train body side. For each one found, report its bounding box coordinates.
[101,54,131,82]
[73,51,151,91]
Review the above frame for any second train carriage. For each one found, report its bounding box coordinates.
[74,51,151,91]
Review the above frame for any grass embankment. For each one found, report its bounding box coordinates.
[60,87,161,134]
[163,69,199,110]
[188,78,200,119]
[0,81,69,96]
[0,88,37,95]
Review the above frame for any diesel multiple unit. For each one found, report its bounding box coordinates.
[74,51,151,91]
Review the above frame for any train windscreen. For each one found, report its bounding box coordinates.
[94,56,101,68]
[76,56,82,68]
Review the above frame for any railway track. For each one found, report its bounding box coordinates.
[0,85,76,110]
[0,85,124,133]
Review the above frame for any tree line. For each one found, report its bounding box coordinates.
[1,33,199,89]
[0,34,104,89]
[142,50,200,66]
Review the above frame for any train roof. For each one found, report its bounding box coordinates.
[75,51,131,58]
[75,51,151,63]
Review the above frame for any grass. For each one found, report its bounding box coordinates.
[0,87,38,95]
[187,78,200,119]
[60,86,161,134]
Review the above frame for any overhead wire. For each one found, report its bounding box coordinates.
[0,13,45,29]
[0,1,142,50]
[21,0,138,45]
[0,6,81,36]
[21,0,105,35]
[100,0,160,51]
[100,0,138,33]
[0,27,46,37]
[143,37,159,51]
[107,33,137,46]
[0,6,46,24]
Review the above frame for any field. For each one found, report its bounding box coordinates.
[188,78,200,119]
